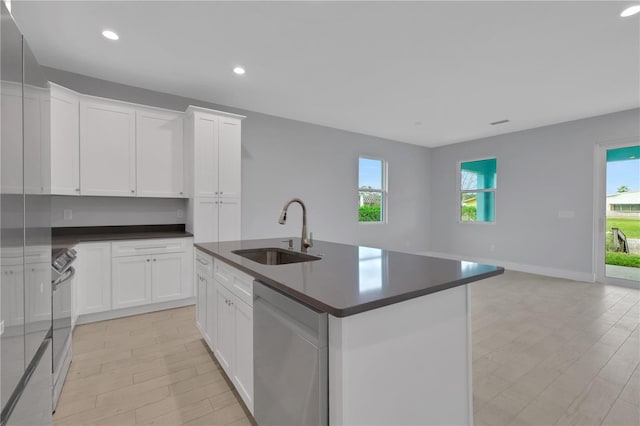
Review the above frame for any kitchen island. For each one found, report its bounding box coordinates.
[195,238,504,425]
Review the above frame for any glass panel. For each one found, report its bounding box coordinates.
[359,157,383,190]
[605,146,639,281]
[461,192,495,222]
[359,191,383,222]
[461,158,497,190]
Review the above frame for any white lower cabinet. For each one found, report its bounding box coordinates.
[74,238,193,322]
[112,255,152,310]
[215,282,235,374]
[152,253,188,303]
[195,251,254,414]
[76,242,112,315]
[205,275,216,348]
[232,295,253,411]
[195,264,207,338]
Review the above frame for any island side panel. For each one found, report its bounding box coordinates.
[329,284,472,426]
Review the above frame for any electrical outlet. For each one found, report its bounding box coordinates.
[177,209,184,219]
[63,209,72,220]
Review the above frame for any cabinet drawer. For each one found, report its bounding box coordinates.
[195,249,213,277]
[112,238,188,257]
[214,259,253,307]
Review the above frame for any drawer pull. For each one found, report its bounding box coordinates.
[196,258,210,265]
[134,246,167,250]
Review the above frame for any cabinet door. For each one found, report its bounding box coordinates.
[80,99,136,196]
[50,85,79,195]
[218,119,241,198]
[76,242,111,315]
[194,114,218,197]
[151,253,184,303]
[215,282,235,376]
[233,298,253,413]
[112,255,152,309]
[218,197,241,242]
[193,197,219,244]
[136,109,184,198]
[205,275,216,350]
[196,269,207,334]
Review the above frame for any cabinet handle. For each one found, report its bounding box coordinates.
[196,258,209,265]
[153,258,157,262]
[180,191,183,195]
[146,259,150,262]
[215,191,218,195]
[135,246,167,250]
[219,191,223,195]
[131,190,135,194]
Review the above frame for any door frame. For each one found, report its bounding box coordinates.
[594,137,640,289]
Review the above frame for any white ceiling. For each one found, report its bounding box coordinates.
[12,1,640,147]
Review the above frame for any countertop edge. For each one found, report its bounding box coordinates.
[194,243,505,318]
[52,225,193,248]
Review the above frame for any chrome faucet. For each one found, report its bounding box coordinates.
[278,198,313,252]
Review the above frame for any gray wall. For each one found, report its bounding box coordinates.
[429,108,640,279]
[45,67,431,253]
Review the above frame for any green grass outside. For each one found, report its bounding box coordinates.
[606,252,640,268]
[606,218,640,238]
[606,217,640,268]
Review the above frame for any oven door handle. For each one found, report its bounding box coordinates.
[52,266,75,291]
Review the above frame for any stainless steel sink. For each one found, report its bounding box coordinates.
[232,248,321,265]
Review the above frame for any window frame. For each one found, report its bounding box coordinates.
[457,156,497,224]
[358,155,388,224]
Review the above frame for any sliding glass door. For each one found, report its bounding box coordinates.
[596,142,640,287]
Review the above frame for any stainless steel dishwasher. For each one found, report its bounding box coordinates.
[253,281,328,426]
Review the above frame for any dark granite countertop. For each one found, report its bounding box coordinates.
[52,224,193,254]
[195,238,504,317]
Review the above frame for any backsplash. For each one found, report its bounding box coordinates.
[51,196,187,227]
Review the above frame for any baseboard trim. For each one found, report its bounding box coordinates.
[421,251,596,283]
[77,297,195,325]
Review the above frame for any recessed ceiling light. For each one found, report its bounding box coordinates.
[102,30,119,41]
[621,5,640,17]
[233,66,246,75]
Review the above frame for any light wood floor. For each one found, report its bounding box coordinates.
[472,271,640,426]
[53,306,254,426]
[55,271,639,426]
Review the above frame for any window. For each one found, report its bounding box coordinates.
[460,158,496,222]
[358,157,386,223]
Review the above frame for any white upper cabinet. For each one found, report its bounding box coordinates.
[80,98,136,196]
[193,113,219,197]
[136,109,184,198]
[50,84,79,195]
[218,119,241,198]
[185,106,245,243]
